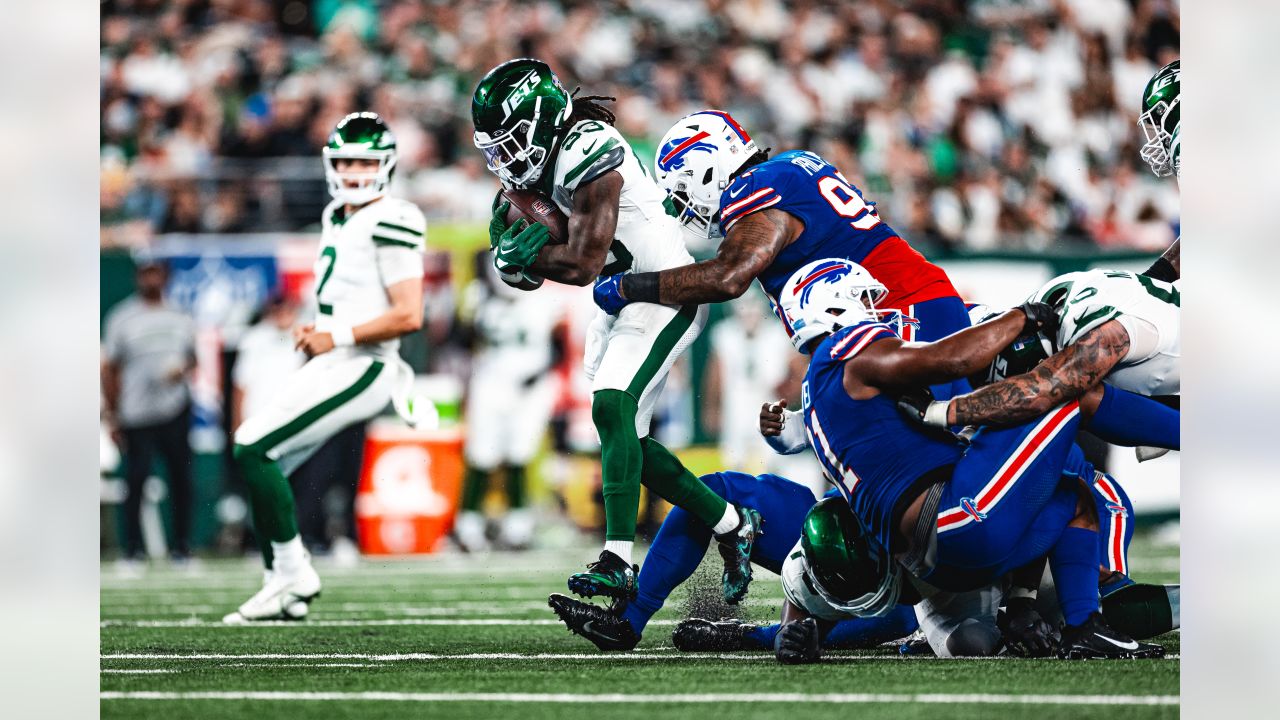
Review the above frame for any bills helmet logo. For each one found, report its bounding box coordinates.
[791,260,853,307]
[657,132,717,172]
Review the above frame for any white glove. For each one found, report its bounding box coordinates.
[761,404,809,455]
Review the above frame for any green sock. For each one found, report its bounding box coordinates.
[461,466,491,512]
[638,436,729,528]
[505,464,527,509]
[592,390,643,542]
[233,443,300,567]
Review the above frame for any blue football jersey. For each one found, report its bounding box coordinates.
[802,321,964,552]
[717,150,901,302]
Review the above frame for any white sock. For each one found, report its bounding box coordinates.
[712,504,741,535]
[271,536,307,574]
[604,540,634,566]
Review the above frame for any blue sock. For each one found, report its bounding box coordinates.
[824,606,919,648]
[1088,385,1180,449]
[1051,526,1103,626]
[622,504,714,635]
[746,623,781,649]
[1100,573,1136,599]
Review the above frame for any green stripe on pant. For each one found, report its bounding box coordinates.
[248,360,384,455]
[625,304,698,398]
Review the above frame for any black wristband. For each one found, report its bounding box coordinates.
[621,272,661,304]
[1142,257,1178,283]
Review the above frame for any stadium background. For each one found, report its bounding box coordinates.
[99,0,1180,559]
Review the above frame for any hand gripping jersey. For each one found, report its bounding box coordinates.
[717,150,957,318]
[316,196,426,356]
[538,119,694,277]
[801,321,964,553]
[1030,269,1181,396]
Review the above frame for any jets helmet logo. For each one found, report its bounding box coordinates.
[502,70,541,120]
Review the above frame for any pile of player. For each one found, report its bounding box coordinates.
[473,57,1181,661]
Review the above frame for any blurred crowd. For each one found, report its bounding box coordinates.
[101,0,1179,252]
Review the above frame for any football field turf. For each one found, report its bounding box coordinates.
[101,535,1179,719]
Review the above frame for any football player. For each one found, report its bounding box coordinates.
[455,258,560,552]
[1138,60,1181,283]
[548,469,917,651]
[472,59,761,607]
[223,113,424,623]
[899,268,1179,450]
[777,257,1162,658]
[591,111,972,398]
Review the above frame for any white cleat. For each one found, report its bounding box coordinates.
[499,509,536,550]
[222,563,321,623]
[453,510,490,553]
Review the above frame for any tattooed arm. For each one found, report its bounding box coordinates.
[618,209,803,304]
[947,320,1131,426]
[530,171,622,286]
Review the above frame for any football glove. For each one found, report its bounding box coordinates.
[897,388,950,429]
[494,218,550,275]
[997,597,1058,657]
[1018,300,1060,338]
[774,617,821,665]
[593,274,630,316]
[488,198,511,250]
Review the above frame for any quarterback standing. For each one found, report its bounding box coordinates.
[224,112,424,623]
[471,59,761,611]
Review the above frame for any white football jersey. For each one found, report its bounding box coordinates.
[316,196,426,357]
[1031,269,1180,396]
[467,282,557,383]
[543,119,694,277]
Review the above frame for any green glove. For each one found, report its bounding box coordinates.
[494,219,551,274]
[488,200,511,250]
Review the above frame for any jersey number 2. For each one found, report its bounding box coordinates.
[316,246,336,315]
[818,174,881,231]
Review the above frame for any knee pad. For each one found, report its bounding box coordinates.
[944,618,1002,657]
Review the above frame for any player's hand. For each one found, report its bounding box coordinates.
[759,400,787,437]
[997,597,1058,657]
[774,617,821,665]
[896,388,950,428]
[488,198,511,250]
[295,329,335,358]
[292,323,315,343]
[494,219,550,274]
[1017,301,1060,338]
[593,274,630,315]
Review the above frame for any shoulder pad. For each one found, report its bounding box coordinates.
[369,199,426,250]
[553,120,627,194]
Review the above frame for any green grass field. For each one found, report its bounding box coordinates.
[101,535,1179,719]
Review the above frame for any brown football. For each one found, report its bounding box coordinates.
[501,189,569,244]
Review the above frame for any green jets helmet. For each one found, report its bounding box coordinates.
[323,112,397,205]
[789,497,901,617]
[472,58,573,188]
[1138,60,1180,178]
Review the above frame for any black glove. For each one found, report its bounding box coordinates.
[774,617,821,664]
[896,387,949,429]
[997,597,1059,657]
[1017,301,1060,338]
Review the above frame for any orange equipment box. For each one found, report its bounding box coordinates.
[354,422,463,555]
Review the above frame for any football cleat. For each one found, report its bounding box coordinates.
[716,506,763,604]
[222,565,321,624]
[671,618,759,652]
[897,629,936,656]
[547,593,640,651]
[1058,612,1165,659]
[567,550,638,607]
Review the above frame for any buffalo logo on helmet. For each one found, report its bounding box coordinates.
[791,260,853,306]
[657,132,719,172]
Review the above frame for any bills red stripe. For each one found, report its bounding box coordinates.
[829,323,886,357]
[696,110,751,142]
[938,402,1080,533]
[722,188,774,217]
[1094,475,1127,574]
[723,196,780,231]
[836,328,896,361]
[659,131,711,168]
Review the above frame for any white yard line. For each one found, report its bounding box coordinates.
[101,652,1178,663]
[100,669,177,674]
[99,690,1178,706]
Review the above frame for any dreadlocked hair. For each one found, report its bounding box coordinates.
[731,148,772,180]
[566,87,617,126]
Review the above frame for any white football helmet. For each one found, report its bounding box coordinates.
[776,258,889,353]
[654,110,758,239]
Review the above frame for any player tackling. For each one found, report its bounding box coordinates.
[224,112,425,623]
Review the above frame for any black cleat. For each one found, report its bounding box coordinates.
[1058,612,1165,660]
[715,506,763,604]
[672,618,760,652]
[548,593,640,651]
[566,550,638,609]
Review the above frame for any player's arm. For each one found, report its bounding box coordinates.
[848,306,1054,393]
[1142,238,1180,282]
[529,171,623,286]
[945,320,1130,426]
[619,209,803,304]
[296,278,424,358]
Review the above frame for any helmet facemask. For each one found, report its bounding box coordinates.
[797,499,903,618]
[1138,97,1179,178]
[323,147,396,205]
[474,98,556,188]
[665,168,722,239]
